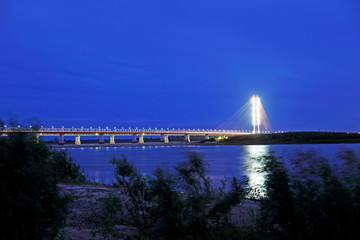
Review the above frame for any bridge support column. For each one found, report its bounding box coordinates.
[184,134,190,142]
[75,135,81,145]
[58,134,64,145]
[110,135,115,144]
[205,134,209,140]
[99,134,104,144]
[160,134,169,143]
[132,134,137,143]
[35,134,40,143]
[160,134,164,142]
[138,134,144,143]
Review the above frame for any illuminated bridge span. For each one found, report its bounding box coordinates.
[0,94,272,145]
[0,127,255,145]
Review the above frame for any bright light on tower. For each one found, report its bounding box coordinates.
[251,94,261,133]
[256,94,261,133]
[251,94,256,133]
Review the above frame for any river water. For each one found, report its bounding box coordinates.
[63,144,360,187]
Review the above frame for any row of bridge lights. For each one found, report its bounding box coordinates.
[54,126,225,131]
[6,125,271,134]
[51,126,272,133]
[65,126,248,131]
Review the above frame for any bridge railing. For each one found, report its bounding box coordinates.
[0,127,251,134]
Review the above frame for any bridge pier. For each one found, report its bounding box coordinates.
[58,134,64,145]
[75,135,81,145]
[132,134,137,143]
[35,134,40,143]
[184,134,190,142]
[138,134,144,143]
[99,134,104,144]
[160,134,169,143]
[110,135,115,144]
[205,134,209,140]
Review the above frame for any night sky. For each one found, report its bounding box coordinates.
[1,0,359,132]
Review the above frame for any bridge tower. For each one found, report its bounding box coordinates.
[252,94,261,134]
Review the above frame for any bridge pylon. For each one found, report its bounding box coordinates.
[252,94,261,134]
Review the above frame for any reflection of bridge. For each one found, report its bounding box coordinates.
[0,127,252,145]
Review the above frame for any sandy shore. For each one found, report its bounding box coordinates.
[59,183,259,239]
[59,183,136,240]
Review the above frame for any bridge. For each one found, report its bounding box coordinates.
[0,94,272,145]
[0,127,255,145]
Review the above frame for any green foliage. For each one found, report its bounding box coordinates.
[0,133,70,240]
[49,149,86,183]
[125,171,153,230]
[255,150,360,240]
[97,193,123,240]
[146,167,184,239]
[209,177,247,222]
[175,153,211,195]
[256,153,295,239]
[109,155,135,193]
[108,152,247,240]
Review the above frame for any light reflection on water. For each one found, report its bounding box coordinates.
[64,144,360,188]
[244,145,269,197]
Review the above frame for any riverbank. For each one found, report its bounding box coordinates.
[59,183,259,240]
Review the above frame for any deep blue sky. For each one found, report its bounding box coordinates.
[1,0,359,131]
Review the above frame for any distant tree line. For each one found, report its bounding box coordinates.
[222,131,360,144]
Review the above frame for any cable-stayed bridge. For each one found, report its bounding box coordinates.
[0,94,272,145]
[0,127,256,145]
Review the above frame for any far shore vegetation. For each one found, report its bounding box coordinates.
[218,131,360,145]
[1,132,360,239]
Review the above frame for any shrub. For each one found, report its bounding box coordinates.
[0,133,70,240]
[109,153,247,239]
[49,149,86,183]
[109,155,135,192]
[255,150,360,240]
[97,193,123,240]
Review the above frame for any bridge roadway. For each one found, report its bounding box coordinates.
[0,127,252,145]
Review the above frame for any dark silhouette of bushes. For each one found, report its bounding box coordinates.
[103,153,248,239]
[256,150,360,240]
[104,150,360,239]
[0,133,85,240]
[49,149,86,183]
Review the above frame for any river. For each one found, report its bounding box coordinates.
[62,143,360,188]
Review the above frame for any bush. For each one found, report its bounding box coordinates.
[0,133,70,240]
[109,153,247,239]
[49,149,86,183]
[255,150,360,240]
[97,193,123,240]
[109,155,135,192]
